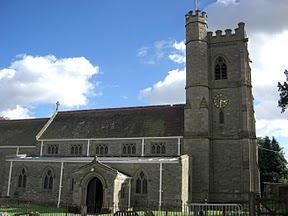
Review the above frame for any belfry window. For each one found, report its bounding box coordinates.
[136,171,147,194]
[151,142,166,155]
[47,144,59,155]
[122,143,136,156]
[18,168,27,188]
[43,169,53,190]
[96,144,108,155]
[215,57,227,80]
[71,144,82,155]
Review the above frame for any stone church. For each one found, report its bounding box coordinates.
[0,10,260,213]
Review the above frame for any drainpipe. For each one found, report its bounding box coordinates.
[87,140,90,156]
[128,179,131,209]
[40,141,44,156]
[57,162,64,208]
[141,139,145,157]
[159,163,163,211]
[177,138,181,156]
[7,161,13,197]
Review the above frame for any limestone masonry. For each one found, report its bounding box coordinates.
[0,10,260,213]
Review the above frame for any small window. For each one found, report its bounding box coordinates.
[215,57,227,80]
[43,169,53,190]
[219,110,225,124]
[136,171,148,194]
[122,144,136,156]
[47,144,59,155]
[95,144,108,156]
[150,142,166,155]
[18,168,27,188]
[71,144,82,155]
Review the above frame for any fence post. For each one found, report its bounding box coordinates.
[249,192,256,216]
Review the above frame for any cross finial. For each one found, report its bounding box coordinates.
[56,101,60,111]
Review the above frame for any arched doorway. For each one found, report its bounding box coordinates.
[86,177,103,213]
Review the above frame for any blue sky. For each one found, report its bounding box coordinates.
[0,0,288,155]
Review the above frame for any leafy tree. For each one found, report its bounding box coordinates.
[278,70,288,112]
[258,136,288,191]
[0,116,7,120]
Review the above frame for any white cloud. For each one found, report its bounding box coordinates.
[168,41,186,64]
[0,55,99,118]
[137,40,186,65]
[1,105,33,119]
[139,69,185,104]
[217,0,238,6]
[206,0,288,33]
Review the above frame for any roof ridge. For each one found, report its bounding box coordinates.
[58,104,185,114]
[0,118,49,123]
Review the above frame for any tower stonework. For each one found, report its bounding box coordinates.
[184,10,260,202]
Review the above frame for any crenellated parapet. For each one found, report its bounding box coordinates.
[207,22,247,44]
[185,10,207,25]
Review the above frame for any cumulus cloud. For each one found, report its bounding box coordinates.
[139,69,185,104]
[1,105,33,119]
[168,41,186,64]
[0,55,99,119]
[206,0,288,34]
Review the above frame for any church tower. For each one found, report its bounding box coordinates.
[184,10,260,202]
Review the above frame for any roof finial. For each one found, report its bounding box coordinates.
[56,101,60,111]
[284,69,288,81]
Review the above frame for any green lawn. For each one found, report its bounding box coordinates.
[0,204,68,216]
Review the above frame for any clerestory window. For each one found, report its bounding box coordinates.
[151,142,166,155]
[122,143,136,156]
[71,144,82,155]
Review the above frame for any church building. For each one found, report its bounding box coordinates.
[0,10,260,213]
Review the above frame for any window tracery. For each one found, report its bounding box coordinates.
[43,169,54,190]
[215,57,227,80]
[18,168,27,188]
[136,171,147,194]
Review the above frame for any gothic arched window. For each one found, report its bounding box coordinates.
[135,171,148,194]
[43,169,54,190]
[96,144,108,156]
[122,144,136,156]
[215,57,227,80]
[151,142,166,155]
[18,168,27,188]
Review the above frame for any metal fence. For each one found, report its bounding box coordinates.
[0,198,251,216]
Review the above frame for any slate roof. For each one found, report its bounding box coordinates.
[0,118,49,146]
[40,104,184,139]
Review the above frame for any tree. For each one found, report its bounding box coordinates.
[0,116,7,120]
[278,69,288,112]
[258,136,288,191]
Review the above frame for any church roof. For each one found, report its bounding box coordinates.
[0,118,49,146]
[39,104,184,139]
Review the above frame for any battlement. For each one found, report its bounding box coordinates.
[185,10,207,25]
[207,22,247,43]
